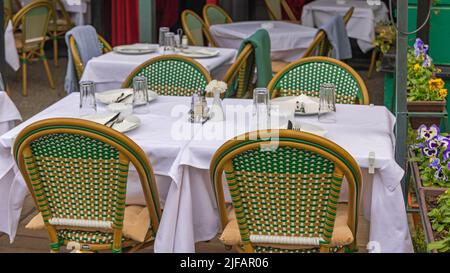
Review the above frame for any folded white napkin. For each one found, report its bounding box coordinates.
[296,95,320,114]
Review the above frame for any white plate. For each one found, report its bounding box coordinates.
[178,48,220,58]
[113,44,158,55]
[96,89,158,105]
[271,96,321,116]
[83,113,141,133]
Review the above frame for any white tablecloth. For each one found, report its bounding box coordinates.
[301,0,389,53]
[210,21,318,62]
[0,94,413,253]
[0,91,22,239]
[81,46,238,93]
[5,21,20,71]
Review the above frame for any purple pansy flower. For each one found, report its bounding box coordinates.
[418,124,440,140]
[427,137,440,150]
[430,158,441,170]
[440,137,450,150]
[423,55,432,67]
[422,147,438,158]
[434,167,448,182]
[444,149,450,162]
[414,38,424,57]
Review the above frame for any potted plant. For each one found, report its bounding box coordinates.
[410,124,450,190]
[407,38,448,129]
[421,189,450,253]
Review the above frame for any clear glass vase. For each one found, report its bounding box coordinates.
[209,91,225,122]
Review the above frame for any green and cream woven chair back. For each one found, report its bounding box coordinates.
[269,57,370,105]
[13,1,52,52]
[13,118,161,253]
[202,4,233,27]
[210,130,362,253]
[181,9,217,47]
[122,55,212,97]
[223,43,255,99]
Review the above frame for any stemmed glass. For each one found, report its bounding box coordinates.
[79,81,97,117]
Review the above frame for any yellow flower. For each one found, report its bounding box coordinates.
[414,64,421,71]
[429,78,445,91]
[439,88,448,98]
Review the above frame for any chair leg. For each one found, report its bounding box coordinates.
[21,54,27,96]
[53,37,58,66]
[368,49,378,79]
[42,54,55,89]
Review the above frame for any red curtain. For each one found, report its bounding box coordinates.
[283,0,307,20]
[156,0,179,30]
[111,0,140,46]
[206,0,218,3]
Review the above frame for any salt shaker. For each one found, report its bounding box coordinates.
[182,35,189,49]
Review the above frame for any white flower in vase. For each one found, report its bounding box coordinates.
[206,80,227,122]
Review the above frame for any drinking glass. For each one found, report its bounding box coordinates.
[79,81,97,117]
[132,76,150,114]
[164,32,176,54]
[318,83,337,123]
[253,88,270,130]
[159,27,170,47]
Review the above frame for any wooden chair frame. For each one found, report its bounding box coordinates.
[223,43,254,98]
[210,130,362,253]
[49,0,75,66]
[264,0,298,22]
[202,3,233,28]
[181,9,218,47]
[68,34,112,81]
[12,0,55,96]
[269,56,370,105]
[13,118,162,253]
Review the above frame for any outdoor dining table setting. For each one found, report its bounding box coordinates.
[0,77,413,252]
[209,21,318,62]
[301,0,389,53]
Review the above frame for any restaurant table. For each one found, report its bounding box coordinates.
[301,0,389,53]
[0,94,413,253]
[210,21,318,62]
[81,46,238,92]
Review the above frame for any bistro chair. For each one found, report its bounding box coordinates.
[223,43,255,99]
[269,56,370,105]
[202,4,233,28]
[13,118,162,253]
[48,0,75,66]
[210,130,362,253]
[122,55,211,97]
[68,34,112,81]
[320,7,355,58]
[264,0,298,22]
[181,9,218,47]
[13,0,55,96]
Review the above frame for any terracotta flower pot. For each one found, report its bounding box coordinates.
[407,100,447,129]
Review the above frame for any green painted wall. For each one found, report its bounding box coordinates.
[139,0,156,43]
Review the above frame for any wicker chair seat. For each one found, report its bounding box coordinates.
[58,229,125,245]
[219,203,354,252]
[14,32,49,51]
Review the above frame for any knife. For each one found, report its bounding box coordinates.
[104,113,121,127]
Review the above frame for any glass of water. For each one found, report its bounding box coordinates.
[164,32,176,54]
[318,83,337,123]
[159,27,170,47]
[133,76,150,114]
[253,88,270,130]
[79,81,97,117]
